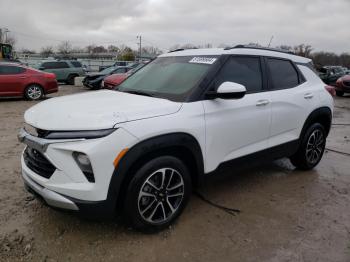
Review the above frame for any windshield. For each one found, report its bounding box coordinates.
[100,66,117,74]
[117,56,218,101]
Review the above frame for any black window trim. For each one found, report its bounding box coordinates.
[264,56,306,91]
[203,54,269,97]
[0,64,26,75]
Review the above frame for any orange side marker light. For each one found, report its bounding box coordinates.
[113,148,129,168]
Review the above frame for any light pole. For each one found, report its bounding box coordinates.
[137,35,142,62]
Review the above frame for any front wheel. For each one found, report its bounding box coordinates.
[290,123,326,170]
[66,75,76,85]
[124,156,192,232]
[24,84,43,101]
[336,90,344,97]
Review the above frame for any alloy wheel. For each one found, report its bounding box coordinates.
[305,129,325,164]
[27,85,42,100]
[137,168,184,224]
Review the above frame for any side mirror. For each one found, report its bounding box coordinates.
[206,82,247,99]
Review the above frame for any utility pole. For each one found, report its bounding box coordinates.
[267,35,274,48]
[137,35,142,62]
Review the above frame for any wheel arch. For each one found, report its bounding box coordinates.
[107,132,204,212]
[300,107,332,138]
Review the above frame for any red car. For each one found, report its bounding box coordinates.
[101,64,146,89]
[102,73,129,89]
[0,62,58,100]
[335,74,350,96]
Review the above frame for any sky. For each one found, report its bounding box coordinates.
[1,0,349,53]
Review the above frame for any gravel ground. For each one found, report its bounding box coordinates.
[0,85,349,262]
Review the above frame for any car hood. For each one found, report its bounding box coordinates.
[84,73,106,80]
[24,90,182,131]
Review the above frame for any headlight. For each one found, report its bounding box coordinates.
[24,123,38,137]
[45,128,116,139]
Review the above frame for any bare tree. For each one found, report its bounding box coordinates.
[20,49,36,54]
[293,44,313,57]
[107,45,120,53]
[40,46,54,57]
[57,41,72,55]
[141,46,163,56]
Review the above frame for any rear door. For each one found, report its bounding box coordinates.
[266,58,319,148]
[41,61,69,81]
[203,56,272,172]
[0,65,27,96]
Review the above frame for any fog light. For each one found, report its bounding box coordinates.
[76,153,90,166]
[72,152,95,183]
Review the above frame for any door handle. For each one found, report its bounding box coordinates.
[304,93,314,99]
[19,76,27,79]
[256,100,270,106]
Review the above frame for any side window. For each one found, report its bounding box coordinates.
[42,62,56,69]
[0,65,25,75]
[214,56,263,93]
[71,61,82,68]
[55,62,70,69]
[267,58,299,89]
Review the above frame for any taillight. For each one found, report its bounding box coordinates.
[44,73,56,79]
[325,85,335,96]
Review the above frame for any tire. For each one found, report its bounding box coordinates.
[290,123,326,170]
[336,91,344,97]
[124,156,192,232]
[66,74,77,85]
[24,84,44,101]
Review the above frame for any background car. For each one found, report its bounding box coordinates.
[0,62,58,100]
[335,75,350,96]
[318,66,346,85]
[83,66,133,89]
[98,61,130,72]
[36,60,85,84]
[102,64,145,89]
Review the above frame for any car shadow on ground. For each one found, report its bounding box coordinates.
[26,158,309,236]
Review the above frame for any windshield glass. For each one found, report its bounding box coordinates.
[100,66,117,74]
[117,56,218,101]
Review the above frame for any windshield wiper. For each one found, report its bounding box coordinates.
[122,90,154,97]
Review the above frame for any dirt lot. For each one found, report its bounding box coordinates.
[0,86,349,262]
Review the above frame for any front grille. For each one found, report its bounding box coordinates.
[343,80,350,87]
[36,129,50,138]
[24,147,56,179]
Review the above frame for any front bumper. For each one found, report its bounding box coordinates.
[336,84,350,93]
[22,165,78,210]
[18,127,138,216]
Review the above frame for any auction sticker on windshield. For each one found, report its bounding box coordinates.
[189,57,217,64]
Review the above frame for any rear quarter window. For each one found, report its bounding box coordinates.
[267,58,300,89]
[0,65,26,74]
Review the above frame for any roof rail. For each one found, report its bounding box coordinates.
[224,44,295,55]
[168,48,185,53]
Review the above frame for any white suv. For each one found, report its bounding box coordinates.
[18,46,333,231]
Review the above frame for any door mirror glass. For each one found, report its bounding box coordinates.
[207,82,247,99]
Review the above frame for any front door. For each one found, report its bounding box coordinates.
[203,56,271,173]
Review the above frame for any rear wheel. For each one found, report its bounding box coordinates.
[66,74,77,85]
[290,123,326,170]
[336,90,344,97]
[124,156,191,232]
[24,84,43,101]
